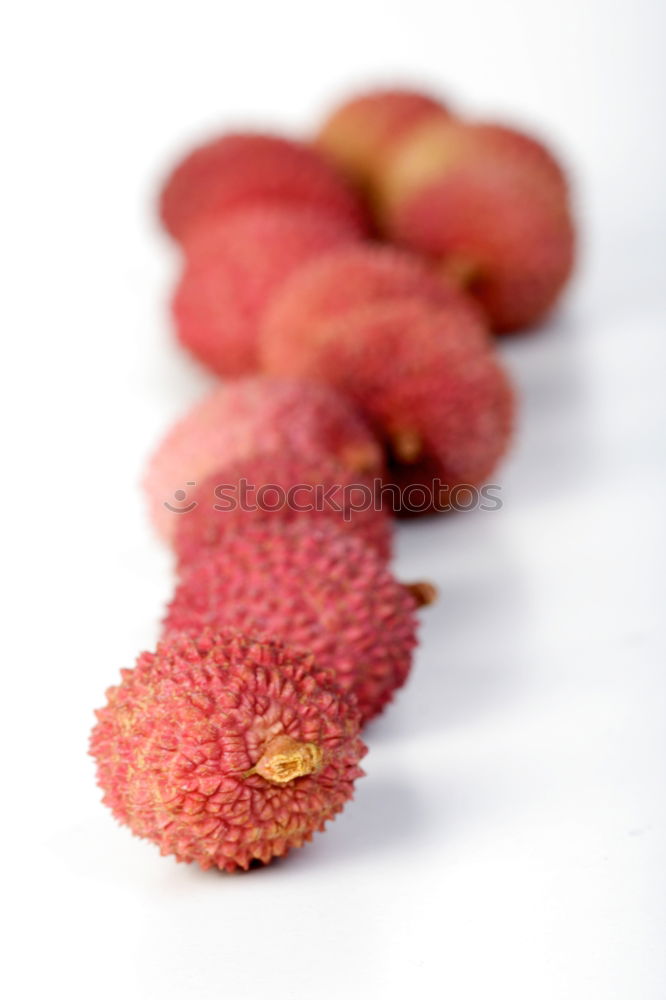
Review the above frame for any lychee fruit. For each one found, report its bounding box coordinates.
[159,132,367,244]
[376,117,575,331]
[261,298,513,515]
[143,376,383,540]
[173,450,392,568]
[261,242,488,358]
[315,88,450,193]
[163,521,434,722]
[172,204,360,376]
[90,628,367,871]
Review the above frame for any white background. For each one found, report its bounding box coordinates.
[2,1,665,997]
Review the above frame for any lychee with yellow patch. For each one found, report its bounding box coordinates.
[315,87,450,195]
[376,117,575,331]
[90,629,367,871]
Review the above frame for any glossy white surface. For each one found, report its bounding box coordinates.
[3,1,664,997]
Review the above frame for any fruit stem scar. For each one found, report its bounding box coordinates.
[250,734,323,785]
[405,580,438,607]
[439,252,483,292]
[340,442,380,474]
[390,428,423,463]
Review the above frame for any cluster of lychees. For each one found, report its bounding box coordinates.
[90,87,575,872]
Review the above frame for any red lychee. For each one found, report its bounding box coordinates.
[173,450,392,568]
[261,298,513,515]
[172,204,360,376]
[159,132,367,244]
[376,117,575,331]
[143,376,383,540]
[315,87,450,193]
[164,521,433,722]
[90,629,367,871]
[261,242,487,358]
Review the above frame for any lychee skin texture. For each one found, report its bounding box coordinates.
[172,205,360,377]
[164,522,420,723]
[173,451,392,569]
[261,243,488,358]
[159,132,367,244]
[90,629,366,872]
[261,299,514,516]
[143,377,383,541]
[377,118,575,331]
[315,88,450,191]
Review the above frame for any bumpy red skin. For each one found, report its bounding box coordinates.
[90,629,366,872]
[261,299,513,516]
[143,377,383,540]
[316,88,449,188]
[164,522,419,722]
[382,121,575,331]
[173,450,392,568]
[159,132,367,243]
[261,243,488,355]
[172,205,360,377]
